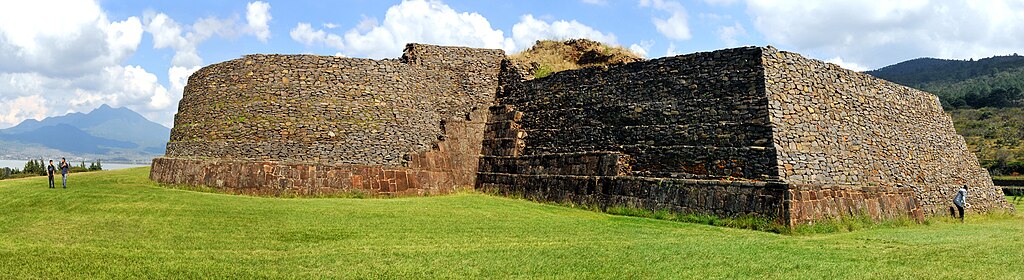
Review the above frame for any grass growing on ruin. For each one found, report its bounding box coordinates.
[1,167,1023,278]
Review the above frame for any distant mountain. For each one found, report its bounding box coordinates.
[0,124,137,154]
[0,104,170,160]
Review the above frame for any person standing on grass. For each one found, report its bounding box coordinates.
[46,160,57,189]
[59,157,70,189]
[953,185,968,222]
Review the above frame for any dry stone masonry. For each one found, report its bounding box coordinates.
[151,43,1013,226]
[151,44,501,196]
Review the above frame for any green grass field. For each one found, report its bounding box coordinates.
[1,168,1022,279]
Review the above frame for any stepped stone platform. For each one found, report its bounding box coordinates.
[151,43,1013,226]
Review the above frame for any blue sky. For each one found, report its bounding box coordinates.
[2,0,1023,128]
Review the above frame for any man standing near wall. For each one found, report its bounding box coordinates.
[953,185,968,222]
[59,158,69,189]
[46,160,57,189]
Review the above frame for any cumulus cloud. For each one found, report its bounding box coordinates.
[0,96,50,128]
[290,23,345,49]
[639,0,692,41]
[746,0,1024,69]
[825,57,869,72]
[0,0,176,128]
[0,0,142,77]
[0,65,171,127]
[144,1,273,68]
[718,22,747,47]
[338,0,510,58]
[510,14,618,51]
[246,1,272,42]
[0,0,271,128]
[581,0,608,5]
[629,40,655,58]
[289,0,622,59]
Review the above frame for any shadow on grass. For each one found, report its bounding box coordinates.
[483,191,1024,235]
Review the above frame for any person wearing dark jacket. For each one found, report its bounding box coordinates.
[46,160,57,189]
[59,158,69,189]
[953,185,968,222]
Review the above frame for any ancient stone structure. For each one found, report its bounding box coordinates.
[152,43,1013,226]
[151,44,502,196]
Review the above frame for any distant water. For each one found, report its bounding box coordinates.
[0,159,148,170]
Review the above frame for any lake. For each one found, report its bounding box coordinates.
[0,159,148,170]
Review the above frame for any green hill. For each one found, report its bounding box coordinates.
[867,55,1024,175]
[0,168,1021,278]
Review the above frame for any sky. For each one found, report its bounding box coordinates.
[2,0,1024,129]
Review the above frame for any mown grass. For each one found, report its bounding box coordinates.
[1,167,1022,278]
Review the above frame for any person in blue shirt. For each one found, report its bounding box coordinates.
[46,160,57,189]
[59,157,70,189]
[953,185,968,222]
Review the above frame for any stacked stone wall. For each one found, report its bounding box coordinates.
[152,44,503,194]
[476,47,792,222]
[761,47,1011,216]
[489,47,777,180]
[478,174,789,222]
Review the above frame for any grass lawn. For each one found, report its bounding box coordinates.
[1,168,1022,279]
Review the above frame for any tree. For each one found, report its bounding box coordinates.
[22,160,45,177]
[88,160,103,171]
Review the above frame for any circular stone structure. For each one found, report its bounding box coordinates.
[151,44,505,196]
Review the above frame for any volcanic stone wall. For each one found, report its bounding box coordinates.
[487,47,778,180]
[151,44,503,195]
[478,46,1011,225]
[761,47,1011,216]
[477,47,793,222]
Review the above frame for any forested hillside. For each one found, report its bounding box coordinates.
[868,55,1024,175]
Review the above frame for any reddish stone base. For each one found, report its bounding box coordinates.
[150,157,469,196]
[477,173,924,227]
[788,184,922,225]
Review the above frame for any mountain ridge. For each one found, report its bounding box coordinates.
[0,105,170,161]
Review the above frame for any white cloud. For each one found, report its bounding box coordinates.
[0,0,173,128]
[0,65,171,127]
[323,23,340,29]
[629,40,655,58]
[246,1,272,42]
[0,95,50,128]
[290,23,345,49]
[168,66,201,100]
[510,14,617,51]
[0,0,271,128]
[290,0,618,58]
[665,42,680,57]
[581,0,608,5]
[339,0,510,58]
[825,57,869,72]
[718,22,747,47]
[639,0,692,41]
[747,0,1024,69]
[0,0,142,77]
